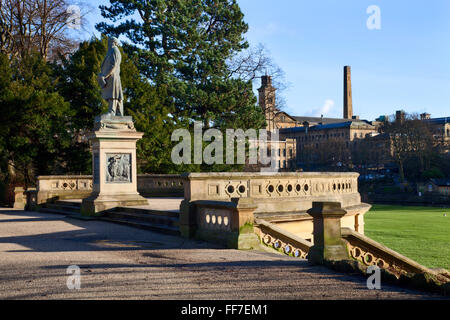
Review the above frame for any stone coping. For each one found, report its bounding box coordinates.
[37,175,93,180]
[193,199,257,210]
[182,172,360,179]
[37,174,183,180]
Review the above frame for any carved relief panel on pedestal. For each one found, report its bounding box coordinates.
[105,153,132,183]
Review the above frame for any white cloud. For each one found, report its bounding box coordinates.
[307,99,335,117]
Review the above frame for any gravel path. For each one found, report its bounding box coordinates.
[0,209,445,300]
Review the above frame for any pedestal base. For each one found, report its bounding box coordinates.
[83,117,147,216]
[81,193,149,216]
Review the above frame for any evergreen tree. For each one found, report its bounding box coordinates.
[0,53,72,186]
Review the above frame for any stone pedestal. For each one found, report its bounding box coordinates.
[183,198,260,250]
[81,115,148,216]
[307,202,350,264]
[13,187,25,209]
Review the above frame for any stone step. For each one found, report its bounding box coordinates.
[54,200,81,208]
[38,207,80,217]
[45,203,81,213]
[113,206,179,218]
[100,217,180,236]
[104,210,179,228]
[40,199,181,236]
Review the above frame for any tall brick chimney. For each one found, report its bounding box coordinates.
[343,66,353,119]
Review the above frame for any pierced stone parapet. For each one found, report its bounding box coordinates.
[341,227,445,279]
[255,219,312,259]
[182,172,362,214]
[34,174,185,204]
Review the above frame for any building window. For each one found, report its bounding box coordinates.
[289,149,293,157]
[283,149,286,157]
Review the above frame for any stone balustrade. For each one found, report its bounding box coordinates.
[137,174,184,197]
[182,172,362,213]
[35,175,93,204]
[180,172,370,239]
[30,174,184,205]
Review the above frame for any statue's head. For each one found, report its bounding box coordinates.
[108,37,120,48]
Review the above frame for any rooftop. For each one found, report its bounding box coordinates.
[424,117,449,125]
[431,178,450,187]
[280,120,375,134]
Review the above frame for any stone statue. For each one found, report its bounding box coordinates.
[98,37,124,117]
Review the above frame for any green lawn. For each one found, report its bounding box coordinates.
[364,205,450,270]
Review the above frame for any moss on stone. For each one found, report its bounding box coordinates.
[239,223,254,234]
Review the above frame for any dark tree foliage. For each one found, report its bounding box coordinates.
[0,52,72,186]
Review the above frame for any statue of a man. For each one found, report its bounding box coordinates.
[98,37,124,117]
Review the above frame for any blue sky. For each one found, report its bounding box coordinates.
[80,0,450,121]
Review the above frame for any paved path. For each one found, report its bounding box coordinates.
[0,208,445,300]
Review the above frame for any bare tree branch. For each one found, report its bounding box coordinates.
[0,0,90,60]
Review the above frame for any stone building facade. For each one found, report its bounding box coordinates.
[258,67,378,170]
[424,117,450,153]
[257,68,449,171]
